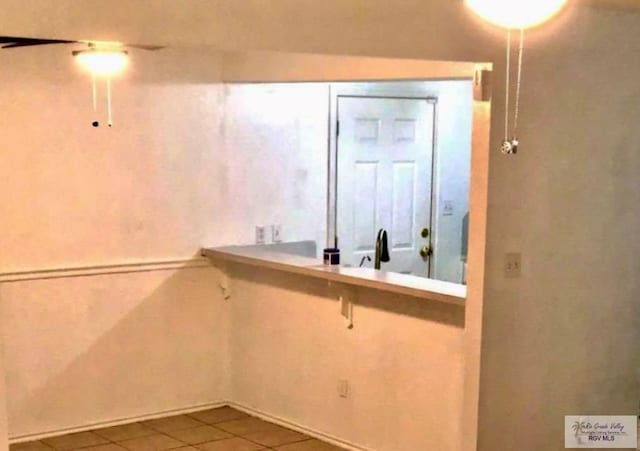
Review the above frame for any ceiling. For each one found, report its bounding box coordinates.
[591,0,640,10]
[0,1,496,61]
[0,0,637,62]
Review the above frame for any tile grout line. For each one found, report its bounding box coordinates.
[11,402,228,445]
[170,413,304,450]
[16,407,338,451]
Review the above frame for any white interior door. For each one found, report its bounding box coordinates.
[336,96,435,276]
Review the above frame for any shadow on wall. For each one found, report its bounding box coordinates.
[227,262,465,328]
[1,264,229,440]
[2,259,464,446]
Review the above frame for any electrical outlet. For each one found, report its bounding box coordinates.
[337,379,349,398]
[255,225,266,245]
[272,224,282,243]
[504,252,522,278]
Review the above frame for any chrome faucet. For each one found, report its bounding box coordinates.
[374,229,390,270]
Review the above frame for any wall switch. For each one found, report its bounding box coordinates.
[272,224,282,243]
[337,379,349,398]
[255,225,266,244]
[504,252,522,278]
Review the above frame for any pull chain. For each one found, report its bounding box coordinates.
[89,73,115,128]
[504,28,511,142]
[502,28,525,155]
[91,73,99,127]
[106,77,113,128]
[513,28,525,138]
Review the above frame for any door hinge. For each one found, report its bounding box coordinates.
[336,120,340,137]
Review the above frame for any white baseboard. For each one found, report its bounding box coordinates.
[9,401,227,444]
[227,401,371,451]
[10,400,372,451]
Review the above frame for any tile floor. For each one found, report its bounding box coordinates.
[10,407,345,451]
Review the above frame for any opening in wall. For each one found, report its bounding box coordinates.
[207,52,491,293]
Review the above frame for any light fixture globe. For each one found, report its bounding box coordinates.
[465,0,569,29]
[73,48,128,76]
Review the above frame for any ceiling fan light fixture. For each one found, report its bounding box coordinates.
[465,0,568,29]
[73,48,129,76]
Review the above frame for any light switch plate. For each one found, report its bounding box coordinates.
[443,200,454,216]
[272,224,282,243]
[255,225,266,244]
[504,252,522,278]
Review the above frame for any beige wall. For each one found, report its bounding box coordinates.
[0,48,231,440]
[1,268,229,440]
[221,83,329,250]
[0,294,8,451]
[461,99,490,451]
[222,52,479,82]
[227,264,465,451]
[478,6,640,450]
[0,47,224,269]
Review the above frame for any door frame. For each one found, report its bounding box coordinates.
[327,84,439,275]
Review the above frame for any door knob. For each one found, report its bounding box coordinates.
[420,245,432,258]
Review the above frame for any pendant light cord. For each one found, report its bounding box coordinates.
[505,28,511,142]
[504,28,525,142]
[106,77,113,127]
[513,28,525,138]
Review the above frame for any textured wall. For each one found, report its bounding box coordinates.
[1,269,229,439]
[478,6,640,450]
[227,264,466,451]
[0,48,231,440]
[221,83,329,249]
